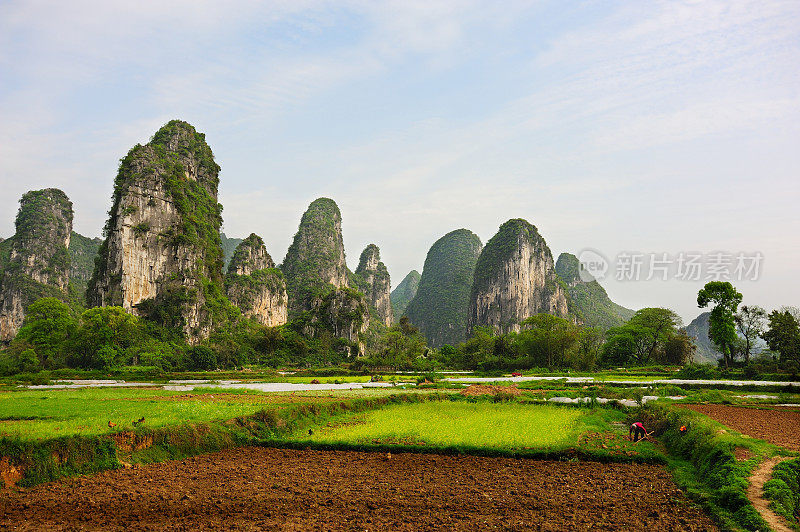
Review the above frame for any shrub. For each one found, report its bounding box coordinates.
[674,364,720,380]
[186,346,217,371]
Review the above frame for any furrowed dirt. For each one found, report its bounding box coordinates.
[681,404,800,451]
[0,447,716,531]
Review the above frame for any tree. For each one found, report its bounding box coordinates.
[571,327,603,370]
[662,328,696,365]
[734,305,766,363]
[15,297,77,368]
[68,306,141,369]
[516,314,580,369]
[603,308,682,366]
[697,282,742,368]
[761,310,800,364]
[186,345,218,371]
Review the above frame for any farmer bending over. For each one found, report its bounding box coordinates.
[629,421,651,442]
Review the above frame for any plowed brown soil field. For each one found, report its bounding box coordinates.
[0,447,716,531]
[681,404,800,451]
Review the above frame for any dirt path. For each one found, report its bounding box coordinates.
[680,404,800,451]
[0,447,717,531]
[747,456,794,532]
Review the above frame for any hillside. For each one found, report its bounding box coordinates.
[555,253,635,330]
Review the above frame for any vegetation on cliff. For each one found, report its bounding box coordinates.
[404,229,482,347]
[281,198,348,315]
[352,244,393,327]
[225,234,286,326]
[390,270,420,322]
[220,232,243,268]
[555,253,634,330]
[0,189,73,341]
[469,219,567,335]
[87,120,228,339]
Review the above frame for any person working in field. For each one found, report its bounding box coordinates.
[629,421,652,442]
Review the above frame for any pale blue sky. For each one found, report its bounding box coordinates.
[1,0,798,322]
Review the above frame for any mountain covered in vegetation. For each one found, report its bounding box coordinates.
[0,189,73,341]
[87,120,226,342]
[281,198,369,350]
[390,270,421,322]
[555,253,635,330]
[685,312,724,364]
[225,233,287,326]
[220,232,243,269]
[67,231,102,309]
[352,244,393,327]
[468,219,568,335]
[404,229,482,347]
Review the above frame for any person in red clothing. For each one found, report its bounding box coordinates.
[629,421,652,442]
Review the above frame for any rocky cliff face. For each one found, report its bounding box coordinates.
[225,233,287,327]
[305,287,369,345]
[686,312,722,364]
[390,270,421,323]
[282,198,349,314]
[353,244,393,327]
[405,229,482,347]
[220,232,243,269]
[87,120,225,342]
[0,189,73,341]
[555,253,634,330]
[469,219,568,334]
[67,232,102,306]
[281,198,369,349]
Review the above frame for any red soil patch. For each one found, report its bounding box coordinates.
[0,447,716,531]
[734,447,753,461]
[680,404,800,451]
[460,384,522,396]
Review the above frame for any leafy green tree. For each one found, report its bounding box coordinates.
[734,305,766,363]
[458,327,498,370]
[571,327,603,370]
[761,310,800,364]
[15,297,77,368]
[68,306,141,369]
[366,317,428,370]
[697,282,742,368]
[662,328,696,365]
[602,308,681,366]
[186,345,218,370]
[515,314,580,369]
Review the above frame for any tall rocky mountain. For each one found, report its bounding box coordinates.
[405,229,482,347]
[87,120,226,342]
[0,189,73,341]
[352,244,393,327]
[390,270,421,323]
[220,232,243,269]
[281,198,369,349]
[67,231,102,308]
[469,219,568,335]
[225,233,287,327]
[555,253,634,330]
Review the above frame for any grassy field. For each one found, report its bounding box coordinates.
[285,400,662,462]
[298,402,582,448]
[0,388,325,440]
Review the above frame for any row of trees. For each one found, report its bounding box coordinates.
[2,281,798,374]
[697,281,800,369]
[0,297,357,373]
